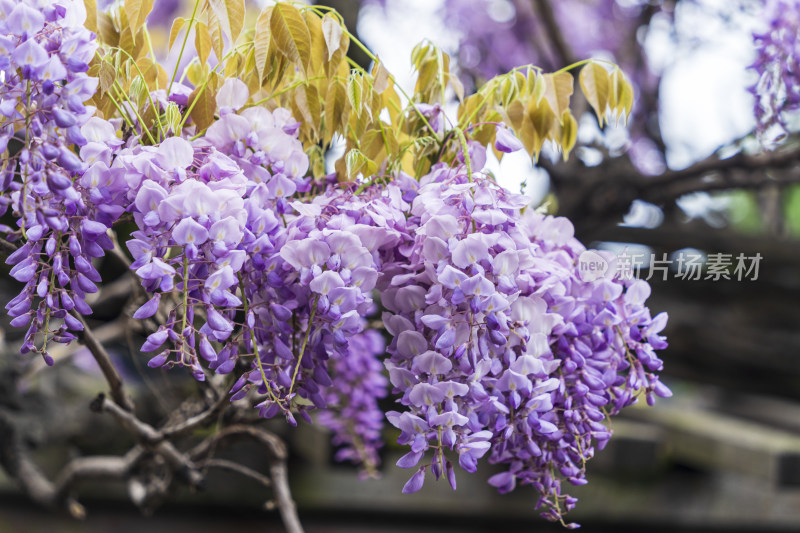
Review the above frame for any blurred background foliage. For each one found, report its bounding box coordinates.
[5,0,800,531]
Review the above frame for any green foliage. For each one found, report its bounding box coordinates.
[84,0,636,181]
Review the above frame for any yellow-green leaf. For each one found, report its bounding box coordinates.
[253,7,272,82]
[579,61,610,126]
[450,74,464,102]
[270,3,312,74]
[165,102,182,133]
[527,97,554,160]
[209,0,245,44]
[324,79,347,144]
[304,10,326,75]
[195,21,212,66]
[347,75,362,115]
[321,14,343,61]
[559,110,578,159]
[609,68,634,122]
[188,76,218,132]
[208,9,225,63]
[186,60,208,87]
[505,99,524,131]
[292,84,321,141]
[542,71,573,122]
[123,0,153,40]
[99,58,115,93]
[169,17,185,50]
[97,11,118,47]
[372,60,391,94]
[83,0,97,34]
[345,148,377,179]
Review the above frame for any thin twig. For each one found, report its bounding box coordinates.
[91,394,205,489]
[202,458,273,488]
[73,314,135,412]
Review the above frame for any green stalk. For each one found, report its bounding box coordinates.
[168,0,202,95]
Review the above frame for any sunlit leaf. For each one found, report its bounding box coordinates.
[304,11,326,76]
[372,60,391,94]
[253,7,272,82]
[195,21,212,66]
[97,11,118,47]
[169,17,185,51]
[124,0,153,41]
[83,0,97,34]
[579,61,610,126]
[99,58,115,93]
[322,14,343,61]
[188,73,219,132]
[609,67,634,122]
[270,3,312,74]
[324,79,347,145]
[347,75,363,116]
[209,0,245,44]
[542,71,573,122]
[208,9,225,63]
[292,83,321,142]
[345,148,375,179]
[559,110,578,159]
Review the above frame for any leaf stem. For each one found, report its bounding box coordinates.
[168,0,202,96]
[289,295,319,394]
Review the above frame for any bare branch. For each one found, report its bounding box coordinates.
[649,144,800,189]
[532,0,575,67]
[51,448,144,502]
[202,458,273,488]
[189,425,302,533]
[0,236,18,258]
[0,410,143,517]
[160,391,229,440]
[91,394,205,489]
[72,313,135,412]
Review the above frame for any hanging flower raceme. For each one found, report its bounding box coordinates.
[374,164,670,525]
[750,0,800,144]
[123,138,250,381]
[1,0,125,364]
[318,329,389,477]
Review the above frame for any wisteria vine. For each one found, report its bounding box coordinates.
[0,0,674,526]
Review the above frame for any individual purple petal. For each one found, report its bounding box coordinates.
[396,450,424,469]
[7,2,45,36]
[205,265,237,293]
[451,234,490,268]
[133,294,161,319]
[494,127,524,153]
[412,351,452,375]
[173,217,209,245]
[216,78,250,112]
[402,469,426,494]
[142,329,169,352]
[487,471,516,493]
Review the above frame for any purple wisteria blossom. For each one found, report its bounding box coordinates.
[375,164,669,524]
[751,0,800,144]
[1,0,124,364]
[318,329,389,476]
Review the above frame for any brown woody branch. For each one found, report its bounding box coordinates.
[0,409,143,517]
[190,425,303,533]
[545,142,800,231]
[532,0,576,68]
[72,313,135,412]
[90,394,205,489]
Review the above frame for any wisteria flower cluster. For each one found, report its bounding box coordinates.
[1,0,123,364]
[751,0,800,143]
[0,0,671,526]
[374,163,670,524]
